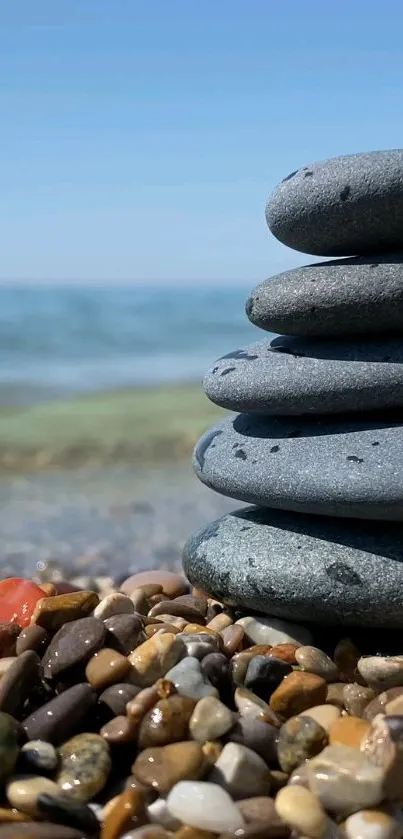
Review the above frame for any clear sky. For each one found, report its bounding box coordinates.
[1,0,403,284]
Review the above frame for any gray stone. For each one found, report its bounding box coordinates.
[193,413,403,520]
[182,506,403,627]
[266,149,403,256]
[204,337,403,415]
[246,255,403,338]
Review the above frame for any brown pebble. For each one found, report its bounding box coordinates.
[0,807,28,822]
[101,714,139,744]
[138,694,196,748]
[155,678,177,699]
[23,683,96,744]
[238,796,288,830]
[295,646,339,682]
[267,644,299,664]
[129,633,185,687]
[231,651,258,685]
[133,741,207,794]
[100,788,147,839]
[326,682,346,709]
[146,624,181,637]
[221,625,245,656]
[148,600,206,623]
[275,785,326,838]
[175,825,215,839]
[174,594,208,615]
[130,589,151,615]
[40,583,57,596]
[120,571,187,599]
[207,614,233,632]
[269,672,327,719]
[156,615,188,630]
[15,625,49,656]
[30,591,99,633]
[139,584,164,597]
[0,623,21,657]
[329,715,370,748]
[303,704,341,732]
[0,651,41,716]
[277,714,328,773]
[127,684,160,722]
[85,647,131,690]
[334,638,361,683]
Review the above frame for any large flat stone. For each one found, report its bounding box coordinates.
[266,150,403,256]
[246,256,403,338]
[193,412,403,520]
[204,337,403,415]
[182,506,403,627]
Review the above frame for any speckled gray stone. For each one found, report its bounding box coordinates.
[266,150,403,256]
[204,337,403,415]
[193,412,403,520]
[246,255,403,338]
[182,506,403,627]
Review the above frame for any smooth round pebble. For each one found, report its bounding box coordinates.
[189,695,235,742]
[209,742,271,799]
[20,740,58,773]
[343,809,403,839]
[164,656,218,699]
[93,592,135,620]
[85,647,131,690]
[57,733,111,802]
[295,647,339,681]
[277,715,328,773]
[275,784,326,838]
[6,775,63,816]
[166,780,245,833]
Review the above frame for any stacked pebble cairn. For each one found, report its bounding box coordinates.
[3,155,403,839]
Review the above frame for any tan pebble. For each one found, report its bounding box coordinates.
[296,646,339,682]
[102,794,121,820]
[221,625,244,656]
[360,713,403,801]
[101,788,147,839]
[57,732,111,802]
[288,761,310,787]
[146,624,180,637]
[148,600,205,623]
[30,591,99,632]
[326,683,346,709]
[363,688,403,721]
[120,571,187,599]
[343,683,376,718]
[101,715,139,744]
[385,694,403,715]
[307,744,385,817]
[300,704,341,731]
[270,672,327,719]
[155,678,177,699]
[207,614,233,632]
[130,589,151,615]
[129,633,185,687]
[39,583,57,596]
[334,638,361,683]
[156,616,188,630]
[93,592,135,620]
[6,775,62,816]
[182,624,218,637]
[357,656,403,691]
[85,647,131,690]
[175,825,215,839]
[202,741,223,764]
[329,715,370,748]
[267,644,298,663]
[0,658,17,678]
[275,785,326,838]
[138,694,196,749]
[126,684,160,722]
[189,695,235,742]
[133,741,207,795]
[343,809,403,839]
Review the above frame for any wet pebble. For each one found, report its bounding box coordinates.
[42,617,107,679]
[0,651,41,716]
[99,683,141,717]
[57,732,111,802]
[165,656,218,699]
[363,688,403,721]
[277,714,328,773]
[275,785,326,839]
[138,694,196,749]
[20,740,58,773]
[133,741,207,795]
[23,683,96,745]
[361,714,403,801]
[357,656,403,691]
[178,633,221,660]
[0,623,21,657]
[16,624,49,656]
[36,792,101,835]
[167,780,245,833]
[329,715,370,748]
[0,713,20,782]
[226,716,278,767]
[234,687,281,726]
[343,683,376,718]
[209,742,271,799]
[244,656,292,700]
[201,653,232,702]
[85,647,131,690]
[221,625,245,656]
[307,744,385,816]
[100,788,147,839]
[295,646,339,682]
[270,672,327,719]
[30,591,99,632]
[120,571,187,599]
[189,695,235,742]
[303,704,341,731]
[343,809,403,839]
[129,634,185,687]
[235,616,312,647]
[104,613,146,655]
[6,774,63,816]
[93,592,135,619]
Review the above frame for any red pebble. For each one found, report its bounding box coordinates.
[0,578,46,628]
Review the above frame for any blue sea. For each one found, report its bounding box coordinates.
[0,285,262,405]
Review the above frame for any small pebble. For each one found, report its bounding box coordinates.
[326,682,346,709]
[221,625,245,656]
[295,647,339,682]
[189,696,235,742]
[165,656,218,699]
[303,704,341,731]
[6,774,63,816]
[357,656,403,691]
[234,687,281,726]
[94,592,135,620]
[361,714,403,801]
[23,683,96,745]
[120,571,187,599]
[130,589,151,615]
[0,623,21,657]
[235,616,312,647]
[0,651,41,717]
[99,683,141,717]
[267,644,299,664]
[329,715,370,748]
[207,614,233,632]
[275,785,327,839]
[307,744,385,817]
[16,624,49,656]
[133,741,207,795]
[85,647,131,690]
[244,656,292,700]
[237,795,286,828]
[129,633,186,687]
[138,694,196,748]
[209,742,271,799]
[167,780,245,833]
[30,591,99,632]
[36,793,101,835]
[226,716,278,766]
[277,715,328,773]
[269,672,327,719]
[201,653,232,701]
[42,617,106,679]
[20,740,58,773]
[334,639,361,683]
[343,683,376,718]
[0,712,20,782]
[104,613,146,655]
[178,633,221,660]
[148,600,206,624]
[57,733,111,802]
[100,788,147,839]
[101,714,139,744]
[343,809,403,839]
[363,688,403,721]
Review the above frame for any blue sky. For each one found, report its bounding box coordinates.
[1,1,403,283]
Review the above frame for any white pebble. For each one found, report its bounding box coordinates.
[209,742,271,799]
[93,593,135,620]
[165,656,218,699]
[167,780,245,833]
[344,809,403,839]
[235,615,313,646]
[147,797,181,830]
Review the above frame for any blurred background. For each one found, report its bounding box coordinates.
[0,0,401,580]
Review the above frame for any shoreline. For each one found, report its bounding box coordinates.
[0,381,224,473]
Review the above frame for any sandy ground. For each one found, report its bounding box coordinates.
[0,462,237,579]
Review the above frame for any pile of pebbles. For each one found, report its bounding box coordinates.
[0,569,403,838]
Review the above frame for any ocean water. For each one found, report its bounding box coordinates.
[0,285,262,405]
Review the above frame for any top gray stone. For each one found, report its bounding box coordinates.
[266,150,403,256]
